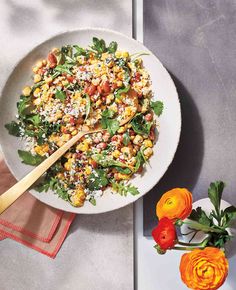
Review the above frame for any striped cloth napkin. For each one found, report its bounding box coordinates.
[0,158,75,258]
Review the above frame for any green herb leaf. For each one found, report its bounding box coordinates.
[54,64,73,75]
[131,113,152,135]
[102,109,116,118]
[101,110,119,136]
[91,154,131,169]
[55,89,66,101]
[18,150,46,166]
[123,131,130,146]
[5,121,21,136]
[115,85,130,100]
[91,37,107,54]
[107,41,118,53]
[189,207,212,226]
[26,114,41,126]
[105,119,120,136]
[111,180,140,196]
[115,167,132,174]
[87,169,109,191]
[89,197,96,206]
[150,101,164,117]
[17,95,31,116]
[134,151,145,172]
[208,181,225,215]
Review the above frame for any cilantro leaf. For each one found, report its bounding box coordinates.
[111,180,140,196]
[26,114,41,126]
[91,37,107,54]
[55,89,66,101]
[18,150,46,166]
[208,181,225,215]
[150,101,164,117]
[102,109,116,118]
[189,207,212,226]
[5,121,21,137]
[54,64,73,75]
[87,169,109,191]
[107,41,118,53]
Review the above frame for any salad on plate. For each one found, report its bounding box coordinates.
[5,37,163,207]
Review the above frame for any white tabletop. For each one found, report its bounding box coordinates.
[0,1,134,290]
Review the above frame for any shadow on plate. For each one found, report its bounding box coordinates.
[143,72,204,236]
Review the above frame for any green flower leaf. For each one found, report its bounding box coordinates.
[208,181,225,215]
[189,207,212,226]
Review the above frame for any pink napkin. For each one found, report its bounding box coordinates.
[0,159,76,258]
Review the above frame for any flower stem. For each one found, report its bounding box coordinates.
[173,246,205,251]
[182,220,224,233]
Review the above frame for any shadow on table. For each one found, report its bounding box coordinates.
[143,72,204,236]
[68,204,133,236]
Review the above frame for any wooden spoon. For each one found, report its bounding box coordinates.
[0,91,138,214]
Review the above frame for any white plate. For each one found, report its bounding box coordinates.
[0,28,181,214]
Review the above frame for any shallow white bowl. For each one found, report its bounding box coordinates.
[0,28,181,214]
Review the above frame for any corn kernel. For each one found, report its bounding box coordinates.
[71,129,78,136]
[70,188,86,207]
[85,166,92,175]
[22,86,31,96]
[112,150,120,158]
[143,139,153,148]
[34,144,49,156]
[36,61,43,68]
[76,141,89,152]
[133,135,143,145]
[115,51,122,58]
[45,76,52,84]
[96,99,102,107]
[32,66,39,73]
[122,51,129,58]
[34,74,41,83]
[116,80,123,87]
[61,134,71,142]
[64,158,74,170]
[143,147,153,158]
[117,126,127,134]
[33,88,41,97]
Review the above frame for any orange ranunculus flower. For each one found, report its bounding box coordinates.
[156,188,192,220]
[179,247,229,290]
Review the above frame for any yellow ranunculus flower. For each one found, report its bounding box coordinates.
[156,188,192,220]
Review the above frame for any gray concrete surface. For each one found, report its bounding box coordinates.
[143,0,236,238]
[0,1,134,290]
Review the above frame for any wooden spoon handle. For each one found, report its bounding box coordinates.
[0,131,89,214]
